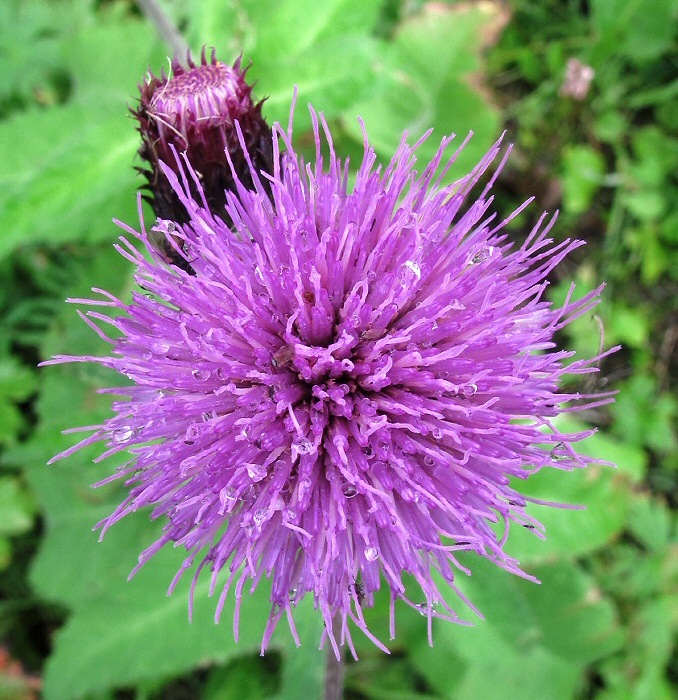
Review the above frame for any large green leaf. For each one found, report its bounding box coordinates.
[183,0,383,129]
[342,2,505,178]
[0,21,165,258]
[505,418,645,562]
[407,557,623,700]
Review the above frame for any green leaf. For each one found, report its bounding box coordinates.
[252,35,382,129]
[0,358,37,401]
[42,541,296,700]
[590,0,678,65]
[63,20,168,103]
[561,144,606,216]
[409,558,623,700]
[0,101,140,256]
[341,2,503,178]
[0,20,166,259]
[505,417,645,562]
[412,556,622,700]
[182,0,382,129]
[203,653,280,700]
[628,495,672,551]
[0,476,36,536]
[611,374,678,453]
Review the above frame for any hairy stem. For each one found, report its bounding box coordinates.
[136,0,189,56]
[324,635,345,700]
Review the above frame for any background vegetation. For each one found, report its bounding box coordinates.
[0,1,676,698]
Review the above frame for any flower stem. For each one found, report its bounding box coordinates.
[136,0,189,56]
[324,639,344,700]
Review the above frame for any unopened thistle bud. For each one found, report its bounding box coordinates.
[133,50,274,270]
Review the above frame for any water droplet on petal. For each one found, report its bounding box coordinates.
[112,426,135,443]
[364,546,379,562]
[245,463,267,482]
[470,247,494,264]
[297,478,312,500]
[221,487,236,505]
[463,383,478,397]
[402,259,421,281]
[152,341,170,354]
[288,588,297,603]
[184,424,201,444]
[293,437,316,456]
[253,508,268,526]
[192,369,210,381]
[342,484,358,499]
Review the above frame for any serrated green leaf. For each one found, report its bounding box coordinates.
[341,2,502,178]
[505,417,644,562]
[42,542,296,700]
[0,19,166,259]
[180,0,382,128]
[0,101,140,256]
[409,557,623,699]
[252,35,381,128]
[63,20,168,103]
[248,0,380,59]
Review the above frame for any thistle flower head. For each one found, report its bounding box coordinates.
[133,49,273,229]
[47,109,616,655]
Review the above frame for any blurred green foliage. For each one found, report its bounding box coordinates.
[0,0,676,698]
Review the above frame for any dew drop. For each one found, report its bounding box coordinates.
[470,247,494,265]
[192,368,210,381]
[402,259,421,281]
[431,427,443,440]
[245,463,267,482]
[288,588,297,603]
[293,438,316,456]
[221,487,236,505]
[342,484,358,499]
[416,602,435,616]
[364,546,379,562]
[463,383,478,397]
[254,265,265,284]
[423,455,435,467]
[112,426,135,443]
[253,508,268,526]
[152,341,170,354]
[184,424,201,444]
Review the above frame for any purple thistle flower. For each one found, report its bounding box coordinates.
[45,108,616,656]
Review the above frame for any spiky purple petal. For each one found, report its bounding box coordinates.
[45,108,616,654]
